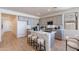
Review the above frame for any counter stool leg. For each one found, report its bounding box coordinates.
[30,38,32,46]
[44,41,46,51]
[39,43,42,51]
[66,40,67,51]
[31,39,33,46]
[35,40,38,50]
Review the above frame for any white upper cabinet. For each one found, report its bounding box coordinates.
[27,18,39,28]
[18,16,27,21]
[64,12,75,22]
[64,12,76,30]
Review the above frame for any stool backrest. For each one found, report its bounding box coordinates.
[64,30,79,39]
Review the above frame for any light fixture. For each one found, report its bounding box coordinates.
[48,9,51,12]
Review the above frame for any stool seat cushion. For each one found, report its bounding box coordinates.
[32,36,38,40]
[37,39,44,45]
[28,34,32,38]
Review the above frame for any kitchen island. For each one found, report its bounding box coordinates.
[30,30,56,51]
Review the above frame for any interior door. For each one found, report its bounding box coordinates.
[17,20,27,38]
[3,20,11,33]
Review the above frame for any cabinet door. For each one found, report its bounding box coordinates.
[64,13,76,30]
[64,13,75,22]
[27,18,39,28]
[64,22,76,30]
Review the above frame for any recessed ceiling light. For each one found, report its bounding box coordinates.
[48,9,51,12]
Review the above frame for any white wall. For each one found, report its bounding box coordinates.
[0,13,1,41]
[78,13,79,30]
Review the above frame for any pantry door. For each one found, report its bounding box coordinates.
[17,21,27,38]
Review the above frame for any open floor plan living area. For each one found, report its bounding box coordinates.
[0,7,79,51]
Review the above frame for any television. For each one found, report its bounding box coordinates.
[47,21,53,25]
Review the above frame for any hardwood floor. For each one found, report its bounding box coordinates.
[53,39,66,51]
[54,39,76,51]
[0,31,66,51]
[0,32,34,51]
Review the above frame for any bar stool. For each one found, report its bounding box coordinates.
[37,38,46,51]
[66,36,79,51]
[67,40,79,51]
[31,35,38,50]
[27,34,32,45]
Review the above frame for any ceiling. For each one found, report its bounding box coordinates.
[0,7,72,17]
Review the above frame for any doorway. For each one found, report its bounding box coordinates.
[1,13,17,36]
[17,16,27,38]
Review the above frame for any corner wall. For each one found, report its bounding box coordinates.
[0,13,1,41]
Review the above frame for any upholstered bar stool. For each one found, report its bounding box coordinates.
[66,36,79,51]
[27,34,32,45]
[37,38,46,51]
[31,35,38,50]
[67,40,79,51]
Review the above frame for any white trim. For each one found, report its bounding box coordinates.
[62,14,65,29]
